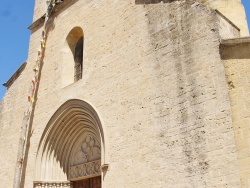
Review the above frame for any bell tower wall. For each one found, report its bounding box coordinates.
[199,0,249,36]
[0,0,249,187]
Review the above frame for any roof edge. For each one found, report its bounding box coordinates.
[3,62,27,88]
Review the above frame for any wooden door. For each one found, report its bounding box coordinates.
[73,176,101,188]
[90,176,101,188]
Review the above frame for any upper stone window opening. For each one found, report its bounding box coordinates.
[66,27,84,82]
[74,37,83,81]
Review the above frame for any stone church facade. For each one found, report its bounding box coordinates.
[0,0,250,187]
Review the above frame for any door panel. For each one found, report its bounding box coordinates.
[73,176,101,188]
[73,178,90,188]
[91,176,101,188]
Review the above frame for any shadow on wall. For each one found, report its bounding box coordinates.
[220,39,250,60]
[135,0,179,4]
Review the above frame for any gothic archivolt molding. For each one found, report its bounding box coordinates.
[35,99,104,182]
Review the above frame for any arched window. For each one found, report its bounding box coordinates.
[74,37,83,81]
[65,27,84,83]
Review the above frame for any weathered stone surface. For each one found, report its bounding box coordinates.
[0,0,249,187]
[222,38,250,188]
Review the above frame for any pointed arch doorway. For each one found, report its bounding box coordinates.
[34,100,105,188]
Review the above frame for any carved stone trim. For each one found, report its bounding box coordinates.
[69,160,101,181]
[101,164,109,172]
[33,181,72,188]
[71,135,101,167]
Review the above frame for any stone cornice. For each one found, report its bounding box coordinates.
[3,62,27,88]
[28,0,77,31]
[28,14,46,31]
[220,37,250,59]
[220,37,250,46]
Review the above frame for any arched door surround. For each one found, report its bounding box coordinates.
[34,99,105,188]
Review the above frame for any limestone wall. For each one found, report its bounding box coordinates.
[224,58,250,188]
[216,10,240,39]
[222,38,250,188]
[0,64,31,186]
[33,0,249,36]
[33,0,46,21]
[0,101,2,123]
[0,0,243,187]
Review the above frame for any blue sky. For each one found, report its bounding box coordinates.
[0,1,250,100]
[0,0,35,99]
